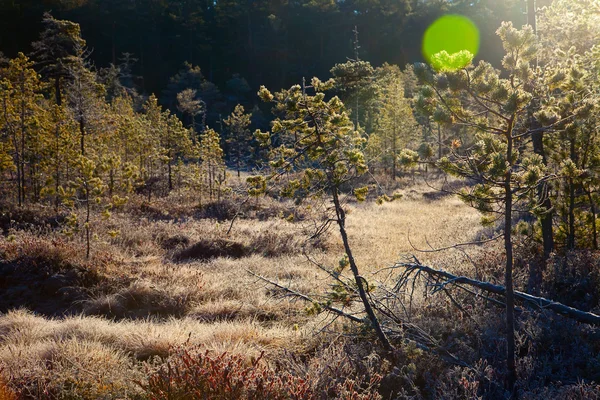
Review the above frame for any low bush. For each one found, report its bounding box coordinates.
[543,250,600,312]
[0,377,16,400]
[174,238,250,261]
[140,347,382,400]
[140,349,312,400]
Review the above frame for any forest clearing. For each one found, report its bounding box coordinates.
[2,0,600,398]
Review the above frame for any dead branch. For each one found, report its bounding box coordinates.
[247,268,472,368]
[246,269,363,323]
[395,261,600,326]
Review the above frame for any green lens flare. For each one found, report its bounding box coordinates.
[423,15,480,67]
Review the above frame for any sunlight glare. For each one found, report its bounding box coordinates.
[422,15,480,70]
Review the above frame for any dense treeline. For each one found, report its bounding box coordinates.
[0,0,598,257]
[0,9,426,256]
[0,0,544,97]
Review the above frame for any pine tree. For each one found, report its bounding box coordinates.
[252,78,392,352]
[65,61,105,157]
[60,156,108,259]
[224,104,252,178]
[0,53,47,207]
[370,64,418,179]
[177,88,204,142]
[199,128,227,201]
[142,95,168,196]
[40,104,79,209]
[31,12,87,106]
[164,112,193,192]
[415,23,545,392]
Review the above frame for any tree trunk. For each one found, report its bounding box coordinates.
[505,132,516,394]
[587,187,598,250]
[532,130,554,258]
[331,187,393,353]
[392,123,397,180]
[19,83,26,206]
[85,183,91,259]
[437,123,442,160]
[167,151,173,192]
[568,138,576,250]
[79,117,86,156]
[528,0,555,260]
[55,76,62,106]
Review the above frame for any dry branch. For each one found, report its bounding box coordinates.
[396,261,600,326]
[247,269,471,368]
[246,269,363,323]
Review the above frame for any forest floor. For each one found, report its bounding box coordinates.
[1,175,600,399]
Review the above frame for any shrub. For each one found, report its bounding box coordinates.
[140,348,312,400]
[140,347,382,400]
[173,239,250,261]
[0,377,16,400]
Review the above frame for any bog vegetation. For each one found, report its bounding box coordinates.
[1,0,600,399]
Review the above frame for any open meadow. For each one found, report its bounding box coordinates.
[2,1,600,397]
[2,175,598,399]
[0,177,489,399]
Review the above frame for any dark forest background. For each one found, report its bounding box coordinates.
[0,0,550,100]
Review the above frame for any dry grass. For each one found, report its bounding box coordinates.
[0,309,312,398]
[0,176,495,398]
[343,182,483,269]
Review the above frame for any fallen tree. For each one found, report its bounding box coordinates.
[394,260,600,326]
[247,268,472,367]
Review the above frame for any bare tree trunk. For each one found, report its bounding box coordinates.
[331,187,393,352]
[55,76,62,106]
[85,183,91,259]
[587,187,598,249]
[437,123,442,160]
[392,123,397,180]
[505,130,516,395]
[19,83,26,206]
[568,138,576,249]
[79,117,86,156]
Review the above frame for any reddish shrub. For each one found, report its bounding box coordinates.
[140,347,382,400]
[0,377,16,400]
[140,349,312,400]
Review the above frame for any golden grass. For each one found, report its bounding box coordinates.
[344,186,482,269]
[0,177,485,398]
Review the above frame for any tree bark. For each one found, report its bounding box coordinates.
[568,138,577,250]
[397,262,600,326]
[504,131,516,394]
[587,187,598,250]
[332,187,393,352]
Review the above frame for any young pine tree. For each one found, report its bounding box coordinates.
[370,64,418,179]
[252,78,393,352]
[224,104,252,178]
[415,23,545,392]
[199,128,227,202]
[0,53,47,207]
[60,156,109,259]
[177,88,204,143]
